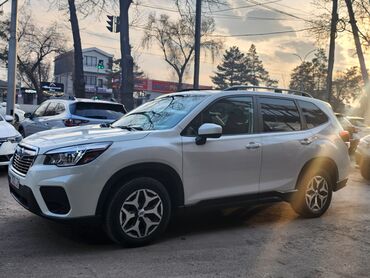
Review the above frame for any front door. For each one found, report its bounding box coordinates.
[182,96,262,205]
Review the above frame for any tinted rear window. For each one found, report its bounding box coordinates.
[298,101,328,129]
[70,102,126,120]
[260,98,302,132]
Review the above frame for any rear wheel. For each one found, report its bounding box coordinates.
[104,177,171,247]
[360,160,370,180]
[291,168,333,218]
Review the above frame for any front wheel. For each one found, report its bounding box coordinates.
[291,169,333,218]
[104,177,171,247]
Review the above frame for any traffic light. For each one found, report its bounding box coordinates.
[106,15,120,33]
[97,60,104,69]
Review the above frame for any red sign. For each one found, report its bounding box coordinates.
[112,78,212,93]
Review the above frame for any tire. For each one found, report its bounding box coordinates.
[360,160,370,180]
[291,168,333,218]
[104,177,171,247]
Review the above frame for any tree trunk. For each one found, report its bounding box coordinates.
[177,74,183,91]
[326,0,338,104]
[68,0,85,98]
[120,0,134,111]
[345,0,370,122]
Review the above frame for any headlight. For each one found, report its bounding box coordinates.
[7,135,22,143]
[44,142,112,167]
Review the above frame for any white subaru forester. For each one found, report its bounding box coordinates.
[8,90,350,246]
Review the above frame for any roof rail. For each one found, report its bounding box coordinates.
[223,85,313,98]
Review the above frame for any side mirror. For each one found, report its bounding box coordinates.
[195,123,222,145]
[4,115,14,123]
[24,112,32,119]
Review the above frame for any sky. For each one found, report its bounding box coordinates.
[0,0,369,87]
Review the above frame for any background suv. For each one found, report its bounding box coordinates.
[8,90,350,247]
[18,98,126,137]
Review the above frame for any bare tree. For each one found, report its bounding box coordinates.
[345,0,370,122]
[119,0,134,111]
[16,13,66,103]
[142,12,222,90]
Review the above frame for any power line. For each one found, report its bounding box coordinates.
[211,0,281,13]
[245,0,313,23]
[209,27,315,38]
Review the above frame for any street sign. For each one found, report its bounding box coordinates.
[41,82,64,97]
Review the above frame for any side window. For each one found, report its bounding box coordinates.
[260,98,301,133]
[184,96,254,136]
[55,103,66,115]
[33,102,49,117]
[44,102,58,116]
[298,101,328,129]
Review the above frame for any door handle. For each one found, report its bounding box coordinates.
[246,142,261,150]
[299,138,312,145]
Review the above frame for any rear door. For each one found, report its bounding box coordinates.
[41,102,67,130]
[258,97,315,193]
[182,96,262,204]
[25,101,50,135]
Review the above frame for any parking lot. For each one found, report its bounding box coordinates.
[0,164,370,278]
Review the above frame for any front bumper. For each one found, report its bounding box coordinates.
[8,156,110,219]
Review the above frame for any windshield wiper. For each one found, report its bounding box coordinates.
[116,125,143,131]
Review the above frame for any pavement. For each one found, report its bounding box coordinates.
[0,165,370,278]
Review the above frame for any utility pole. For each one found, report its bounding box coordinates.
[193,0,201,90]
[6,0,18,116]
[326,0,338,104]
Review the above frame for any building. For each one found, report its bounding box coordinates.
[54,47,113,99]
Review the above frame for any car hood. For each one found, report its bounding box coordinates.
[0,121,20,138]
[22,125,150,153]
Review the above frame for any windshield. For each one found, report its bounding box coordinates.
[112,95,207,131]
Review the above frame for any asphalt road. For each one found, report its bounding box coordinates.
[0,165,370,278]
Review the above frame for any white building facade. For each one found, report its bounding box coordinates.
[54,47,113,99]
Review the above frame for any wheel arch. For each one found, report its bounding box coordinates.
[95,162,184,217]
[296,157,339,189]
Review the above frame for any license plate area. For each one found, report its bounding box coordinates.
[9,172,20,189]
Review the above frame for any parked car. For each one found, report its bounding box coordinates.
[335,113,359,153]
[18,98,127,137]
[346,116,370,140]
[355,135,370,180]
[8,89,350,247]
[0,102,25,123]
[0,114,22,166]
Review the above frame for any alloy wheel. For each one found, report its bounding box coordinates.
[305,176,329,213]
[119,189,163,239]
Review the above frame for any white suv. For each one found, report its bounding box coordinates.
[8,90,350,247]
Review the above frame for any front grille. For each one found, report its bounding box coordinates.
[12,145,37,176]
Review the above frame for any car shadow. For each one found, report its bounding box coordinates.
[41,202,292,249]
